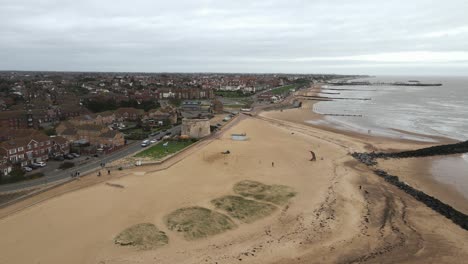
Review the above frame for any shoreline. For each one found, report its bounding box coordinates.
[263,84,468,213]
[376,154,468,214]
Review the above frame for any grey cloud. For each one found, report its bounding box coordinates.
[1,0,468,75]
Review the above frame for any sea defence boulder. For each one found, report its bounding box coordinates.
[351,141,468,231]
[352,140,468,165]
[373,169,468,231]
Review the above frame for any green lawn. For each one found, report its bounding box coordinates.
[135,140,195,159]
[215,90,252,98]
[270,84,298,95]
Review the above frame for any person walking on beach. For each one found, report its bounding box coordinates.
[272,162,275,167]
[108,169,111,175]
[97,171,101,177]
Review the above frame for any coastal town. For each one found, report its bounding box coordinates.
[0,71,467,264]
[2,0,468,263]
[0,71,344,186]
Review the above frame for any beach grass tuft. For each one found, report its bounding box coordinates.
[165,206,236,240]
[211,195,277,223]
[114,223,168,250]
[233,180,296,205]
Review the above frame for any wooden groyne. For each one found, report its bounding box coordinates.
[323,88,377,91]
[323,113,362,117]
[299,95,371,101]
[329,82,442,87]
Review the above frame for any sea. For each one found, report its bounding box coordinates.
[312,76,468,142]
[311,75,468,198]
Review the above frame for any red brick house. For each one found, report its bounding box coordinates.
[114,107,145,121]
[0,132,69,176]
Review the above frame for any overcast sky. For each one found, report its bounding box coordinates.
[1,0,468,75]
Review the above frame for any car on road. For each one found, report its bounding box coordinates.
[165,131,172,135]
[150,139,157,144]
[33,161,47,167]
[141,139,150,147]
[64,154,74,160]
[23,166,33,172]
[71,153,80,158]
[150,131,160,137]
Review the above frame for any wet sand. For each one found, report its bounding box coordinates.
[377,155,468,215]
[0,88,467,263]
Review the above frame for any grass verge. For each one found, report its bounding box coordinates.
[270,84,298,95]
[211,195,277,223]
[165,206,236,240]
[135,140,195,160]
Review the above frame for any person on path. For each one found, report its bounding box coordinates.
[272,162,274,167]
[108,169,111,175]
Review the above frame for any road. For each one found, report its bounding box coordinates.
[0,125,181,193]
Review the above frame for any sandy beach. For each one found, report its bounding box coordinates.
[0,89,467,263]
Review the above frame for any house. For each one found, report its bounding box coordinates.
[114,107,145,121]
[142,105,178,127]
[56,121,125,148]
[154,88,214,100]
[181,101,203,111]
[0,110,36,129]
[98,130,125,148]
[70,111,116,126]
[257,92,275,102]
[57,105,90,119]
[145,110,171,126]
[211,99,224,114]
[0,131,67,176]
[50,136,71,156]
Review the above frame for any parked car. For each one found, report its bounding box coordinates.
[54,156,65,161]
[23,166,33,172]
[71,153,80,158]
[165,131,172,135]
[64,154,74,160]
[150,139,157,144]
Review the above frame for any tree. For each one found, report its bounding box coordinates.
[168,97,182,107]
[44,128,57,136]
